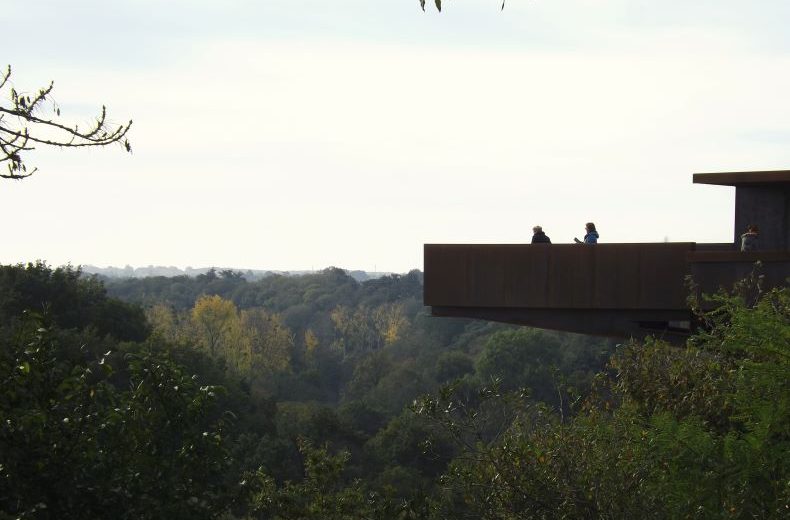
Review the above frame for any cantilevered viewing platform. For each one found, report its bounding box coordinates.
[424,170,790,340]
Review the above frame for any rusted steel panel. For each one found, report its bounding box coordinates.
[603,245,641,308]
[430,305,691,342]
[637,243,693,308]
[687,251,790,263]
[424,242,789,340]
[547,245,592,307]
[688,252,790,301]
[694,243,737,252]
[423,244,469,304]
[424,243,694,310]
[734,187,790,250]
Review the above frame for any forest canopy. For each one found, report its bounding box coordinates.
[1,262,787,518]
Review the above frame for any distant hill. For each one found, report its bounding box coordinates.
[80,264,391,282]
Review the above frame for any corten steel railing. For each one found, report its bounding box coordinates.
[424,243,790,339]
[424,243,694,310]
[688,250,790,297]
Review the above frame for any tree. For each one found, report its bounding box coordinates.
[239,308,293,373]
[304,328,320,358]
[330,304,378,354]
[0,65,131,179]
[417,283,790,519]
[147,302,180,342]
[0,320,235,519]
[330,303,409,355]
[475,328,562,400]
[245,440,400,520]
[191,294,237,357]
[0,262,148,342]
[372,302,408,345]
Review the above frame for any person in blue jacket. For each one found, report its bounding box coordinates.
[574,222,599,244]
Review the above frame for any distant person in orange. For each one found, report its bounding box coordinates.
[740,224,759,251]
[574,222,599,244]
[531,226,551,244]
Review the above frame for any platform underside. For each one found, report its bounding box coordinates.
[430,305,692,343]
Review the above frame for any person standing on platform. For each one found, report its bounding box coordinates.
[531,226,551,244]
[740,224,759,251]
[574,222,599,244]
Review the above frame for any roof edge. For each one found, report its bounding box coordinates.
[693,170,790,186]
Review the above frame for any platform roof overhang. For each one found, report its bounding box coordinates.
[693,170,790,187]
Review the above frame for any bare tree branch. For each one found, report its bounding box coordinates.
[0,65,132,180]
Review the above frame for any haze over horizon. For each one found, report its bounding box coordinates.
[4,0,790,272]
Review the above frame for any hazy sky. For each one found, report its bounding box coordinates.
[3,0,790,273]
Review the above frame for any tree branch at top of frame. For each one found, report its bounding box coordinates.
[0,65,132,180]
[419,0,506,12]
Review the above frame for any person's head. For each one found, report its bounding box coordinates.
[747,224,759,234]
[533,225,543,234]
[586,222,596,232]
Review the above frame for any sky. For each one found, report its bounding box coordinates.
[3,0,790,273]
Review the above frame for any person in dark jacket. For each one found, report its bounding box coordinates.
[531,225,551,244]
[740,224,759,251]
[574,222,599,244]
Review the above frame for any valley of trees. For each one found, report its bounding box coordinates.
[1,262,788,518]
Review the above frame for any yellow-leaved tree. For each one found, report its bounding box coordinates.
[304,328,320,361]
[146,303,194,344]
[191,294,238,358]
[239,308,293,374]
[373,302,408,345]
[330,305,376,354]
[331,303,409,354]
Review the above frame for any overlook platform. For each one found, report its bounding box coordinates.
[424,170,790,341]
[424,243,790,340]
